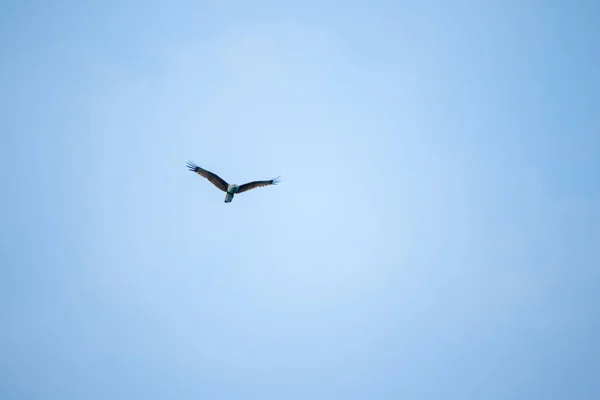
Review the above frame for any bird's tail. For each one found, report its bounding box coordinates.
[224,193,234,203]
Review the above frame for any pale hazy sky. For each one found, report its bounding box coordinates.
[1,1,599,399]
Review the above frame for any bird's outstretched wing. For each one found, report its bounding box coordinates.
[237,176,281,194]
[186,161,229,192]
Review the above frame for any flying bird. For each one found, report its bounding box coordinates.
[186,161,281,203]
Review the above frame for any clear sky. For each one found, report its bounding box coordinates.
[1,1,599,399]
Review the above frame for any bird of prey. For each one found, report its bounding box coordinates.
[186,161,281,203]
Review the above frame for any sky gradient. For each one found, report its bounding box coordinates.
[1,1,599,399]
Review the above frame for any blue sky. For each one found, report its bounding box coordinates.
[1,1,599,399]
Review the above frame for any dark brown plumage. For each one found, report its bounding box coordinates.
[187,161,281,203]
[186,161,228,192]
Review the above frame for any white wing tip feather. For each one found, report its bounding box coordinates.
[272,176,282,185]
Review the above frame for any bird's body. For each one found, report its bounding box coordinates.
[225,184,238,203]
[186,161,280,203]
